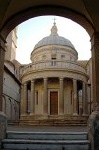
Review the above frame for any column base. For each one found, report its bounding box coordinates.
[30,113,34,116]
[73,113,78,116]
[82,113,88,116]
[20,113,27,116]
[59,113,64,116]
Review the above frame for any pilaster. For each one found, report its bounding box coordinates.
[82,82,88,115]
[23,82,28,115]
[59,77,64,114]
[30,79,35,115]
[73,79,78,115]
[43,78,48,114]
[91,32,99,110]
[88,32,99,150]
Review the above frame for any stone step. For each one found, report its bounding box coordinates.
[19,119,87,126]
[2,131,90,150]
[6,131,88,141]
[2,139,90,150]
[19,115,88,127]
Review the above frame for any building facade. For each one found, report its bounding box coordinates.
[20,22,91,125]
[2,28,21,122]
[5,27,18,61]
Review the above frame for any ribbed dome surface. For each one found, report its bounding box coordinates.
[34,35,75,49]
[34,22,75,50]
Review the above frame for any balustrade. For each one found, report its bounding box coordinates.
[21,61,86,75]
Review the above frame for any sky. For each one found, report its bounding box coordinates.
[16,15,91,64]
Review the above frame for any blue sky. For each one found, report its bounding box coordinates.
[16,15,91,64]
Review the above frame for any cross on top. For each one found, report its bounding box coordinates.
[53,17,56,25]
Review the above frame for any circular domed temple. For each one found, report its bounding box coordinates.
[20,22,89,125]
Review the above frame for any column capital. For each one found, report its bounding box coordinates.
[31,79,35,83]
[23,81,28,85]
[73,79,77,87]
[44,77,47,80]
[73,78,77,82]
[24,83,27,86]
[59,77,64,81]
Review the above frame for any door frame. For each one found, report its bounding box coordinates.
[48,89,59,115]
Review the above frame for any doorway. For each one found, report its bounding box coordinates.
[50,91,58,115]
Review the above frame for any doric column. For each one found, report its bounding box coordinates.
[30,79,35,115]
[43,78,48,114]
[73,79,78,115]
[82,82,88,115]
[0,34,6,111]
[23,83,28,115]
[59,77,64,114]
[91,32,99,110]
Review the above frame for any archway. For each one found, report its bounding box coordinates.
[16,15,91,63]
[0,4,94,112]
[1,5,94,38]
[0,3,99,150]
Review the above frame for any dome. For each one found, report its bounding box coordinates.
[34,22,75,50]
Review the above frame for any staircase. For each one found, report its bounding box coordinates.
[19,115,88,126]
[1,131,90,150]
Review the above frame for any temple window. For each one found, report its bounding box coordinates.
[51,54,56,59]
[61,55,65,59]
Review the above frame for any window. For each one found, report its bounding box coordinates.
[51,53,56,66]
[51,54,56,59]
[61,55,65,59]
[51,61,56,66]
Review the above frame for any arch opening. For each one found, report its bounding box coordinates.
[4,15,92,124]
[1,5,94,39]
[15,15,91,64]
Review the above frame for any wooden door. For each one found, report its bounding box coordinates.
[50,91,58,115]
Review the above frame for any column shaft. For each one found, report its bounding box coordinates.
[20,85,24,115]
[59,78,64,114]
[23,83,28,114]
[73,79,78,115]
[30,80,35,114]
[43,78,48,114]
[82,82,88,115]
[91,32,99,110]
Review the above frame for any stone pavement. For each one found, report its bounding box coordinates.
[7,125,87,132]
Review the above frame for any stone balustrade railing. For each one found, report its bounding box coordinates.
[20,60,86,75]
